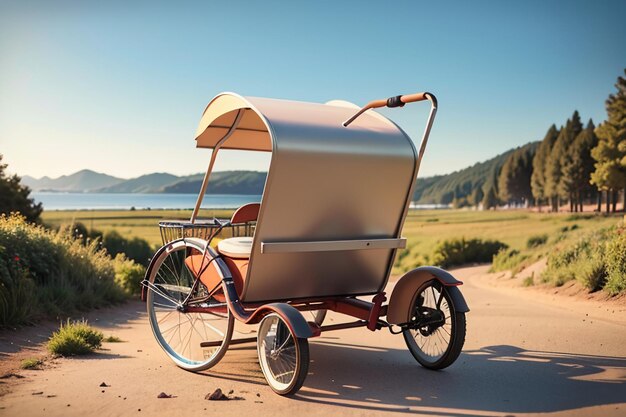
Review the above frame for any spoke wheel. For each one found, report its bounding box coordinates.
[257,313,309,395]
[146,239,234,372]
[403,280,466,370]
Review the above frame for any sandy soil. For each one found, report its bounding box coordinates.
[1,265,625,417]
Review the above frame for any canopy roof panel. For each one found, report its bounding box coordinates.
[195,92,420,303]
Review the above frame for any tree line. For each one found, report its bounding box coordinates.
[486,69,626,212]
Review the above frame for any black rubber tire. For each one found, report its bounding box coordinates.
[403,280,466,370]
[257,313,310,396]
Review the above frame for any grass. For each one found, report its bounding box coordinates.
[103,335,123,343]
[47,319,104,356]
[42,209,235,248]
[523,274,535,287]
[395,209,618,274]
[20,358,43,369]
[0,214,135,326]
[42,208,623,290]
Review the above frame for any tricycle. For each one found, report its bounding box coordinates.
[142,91,469,395]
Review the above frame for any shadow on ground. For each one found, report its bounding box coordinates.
[301,342,626,415]
[0,301,145,357]
[204,340,626,416]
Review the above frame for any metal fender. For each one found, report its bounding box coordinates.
[251,303,314,339]
[387,266,470,324]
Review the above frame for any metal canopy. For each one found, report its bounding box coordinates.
[195,93,419,303]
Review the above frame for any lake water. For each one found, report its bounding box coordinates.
[32,192,262,210]
[32,192,449,211]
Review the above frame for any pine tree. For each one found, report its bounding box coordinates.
[482,186,498,210]
[0,154,43,222]
[545,111,583,211]
[591,69,626,212]
[498,145,534,206]
[531,125,559,210]
[566,120,598,211]
[469,184,484,207]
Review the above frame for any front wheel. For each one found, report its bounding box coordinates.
[257,313,309,395]
[403,280,466,370]
[146,239,234,372]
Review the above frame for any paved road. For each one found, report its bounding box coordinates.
[2,266,625,416]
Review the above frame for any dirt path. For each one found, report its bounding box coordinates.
[1,266,625,417]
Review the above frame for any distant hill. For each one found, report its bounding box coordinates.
[162,171,267,194]
[22,169,124,192]
[413,142,538,204]
[22,145,537,201]
[95,173,180,193]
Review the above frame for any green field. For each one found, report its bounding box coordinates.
[398,209,620,273]
[42,209,235,248]
[42,208,621,271]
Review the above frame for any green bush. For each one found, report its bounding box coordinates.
[114,254,146,295]
[102,230,153,267]
[526,234,548,248]
[522,274,535,287]
[0,245,37,325]
[20,358,43,369]
[0,214,140,326]
[542,226,625,293]
[491,248,530,272]
[431,238,508,269]
[48,319,103,356]
[604,229,626,295]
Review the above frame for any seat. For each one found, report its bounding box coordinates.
[217,236,253,259]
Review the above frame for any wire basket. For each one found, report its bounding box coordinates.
[158,219,256,245]
[159,220,223,245]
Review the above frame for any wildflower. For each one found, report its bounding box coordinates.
[13,255,20,262]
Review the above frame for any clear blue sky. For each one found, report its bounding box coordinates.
[1,0,625,179]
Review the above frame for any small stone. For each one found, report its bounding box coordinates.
[256,393,260,397]
[228,389,234,395]
[157,392,172,399]
[101,390,105,393]
[99,382,109,387]
[206,388,228,401]
[32,392,44,395]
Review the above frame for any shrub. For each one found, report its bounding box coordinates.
[20,358,43,369]
[104,335,123,343]
[48,319,103,356]
[526,234,548,248]
[0,214,132,326]
[114,254,146,296]
[0,245,37,325]
[431,238,507,269]
[491,248,530,272]
[522,274,534,287]
[604,228,626,295]
[542,226,625,294]
[102,230,153,267]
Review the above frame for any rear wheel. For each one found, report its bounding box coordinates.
[403,280,466,370]
[146,239,234,372]
[257,313,309,395]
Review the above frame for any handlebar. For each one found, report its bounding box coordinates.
[342,92,435,127]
